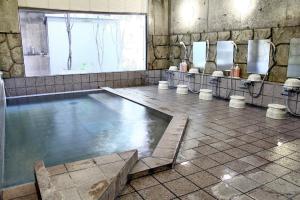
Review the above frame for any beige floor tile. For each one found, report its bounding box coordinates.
[274,157,300,170]
[194,145,219,155]
[265,178,300,198]
[153,169,182,183]
[186,171,220,188]
[225,175,261,193]
[269,146,295,156]
[191,156,219,169]
[225,160,256,173]
[224,138,247,147]
[130,176,160,190]
[180,190,216,200]
[247,186,288,200]
[231,194,254,200]
[244,169,276,184]
[178,149,203,161]
[207,165,238,181]
[210,142,233,151]
[208,152,236,164]
[138,184,175,200]
[119,192,143,200]
[51,173,76,191]
[287,152,300,161]
[225,148,250,158]
[282,172,300,186]
[174,161,202,176]
[164,177,199,196]
[120,184,135,196]
[260,163,291,177]
[255,150,284,161]
[239,155,269,167]
[238,144,263,154]
[205,182,241,200]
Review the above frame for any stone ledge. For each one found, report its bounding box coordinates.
[35,150,138,200]
[103,87,188,179]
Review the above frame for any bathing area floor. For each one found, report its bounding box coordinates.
[4,86,300,200]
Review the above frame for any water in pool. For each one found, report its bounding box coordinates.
[4,91,170,187]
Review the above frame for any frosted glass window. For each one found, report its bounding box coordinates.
[19,10,146,76]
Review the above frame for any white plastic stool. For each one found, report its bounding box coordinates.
[199,89,213,100]
[158,81,169,90]
[176,84,188,95]
[266,104,287,120]
[229,95,246,108]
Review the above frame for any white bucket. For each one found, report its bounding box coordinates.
[199,89,213,101]
[176,84,188,95]
[158,81,169,90]
[229,95,246,108]
[266,104,287,120]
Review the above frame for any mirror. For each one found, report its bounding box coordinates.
[216,41,235,71]
[247,39,271,74]
[287,38,300,78]
[193,41,207,69]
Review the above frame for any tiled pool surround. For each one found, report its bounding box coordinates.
[4,69,300,113]
[2,86,300,200]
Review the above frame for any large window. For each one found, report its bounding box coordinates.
[19,10,146,76]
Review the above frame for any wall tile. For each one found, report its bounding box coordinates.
[15,78,26,88]
[4,79,16,89]
[73,83,82,91]
[55,84,65,92]
[26,0,49,8]
[46,85,55,93]
[69,0,89,11]
[36,86,46,94]
[63,75,73,84]
[89,74,98,82]
[97,73,105,82]
[90,0,109,12]
[54,76,63,85]
[81,74,89,83]
[45,76,55,86]
[48,0,69,10]
[72,75,81,83]
[36,77,45,86]
[16,88,26,96]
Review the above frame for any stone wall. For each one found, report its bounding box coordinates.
[167,0,300,83]
[0,33,25,78]
[169,26,300,83]
[0,0,25,78]
[147,0,170,70]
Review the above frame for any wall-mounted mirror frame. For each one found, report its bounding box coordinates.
[216,41,235,71]
[247,39,271,75]
[287,38,300,78]
[193,41,207,70]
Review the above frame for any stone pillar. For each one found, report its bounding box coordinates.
[0,0,24,78]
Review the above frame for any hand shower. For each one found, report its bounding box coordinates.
[180,41,188,60]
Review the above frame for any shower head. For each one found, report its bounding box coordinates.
[180,41,187,50]
[267,41,276,53]
[232,41,238,50]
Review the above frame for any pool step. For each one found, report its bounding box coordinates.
[34,150,138,200]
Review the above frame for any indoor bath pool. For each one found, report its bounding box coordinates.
[4,90,171,187]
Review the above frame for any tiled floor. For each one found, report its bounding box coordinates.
[116,86,300,200]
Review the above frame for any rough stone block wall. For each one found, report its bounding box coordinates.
[169,25,300,83]
[0,33,25,78]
